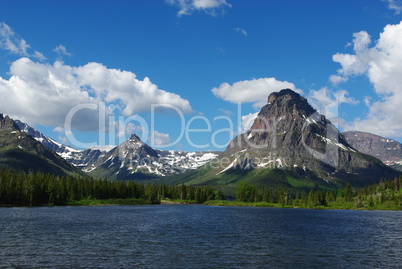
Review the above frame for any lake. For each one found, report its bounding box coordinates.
[0,205,401,268]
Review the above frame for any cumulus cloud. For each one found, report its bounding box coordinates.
[240,112,258,133]
[211,77,301,108]
[0,58,193,132]
[308,87,358,119]
[234,27,248,36]
[332,21,402,137]
[329,75,348,86]
[150,130,171,146]
[166,0,231,16]
[383,0,402,14]
[0,22,30,56]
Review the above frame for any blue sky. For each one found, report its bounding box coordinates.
[1,0,402,152]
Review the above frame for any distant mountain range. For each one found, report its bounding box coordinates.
[87,134,219,181]
[14,119,219,180]
[1,89,401,190]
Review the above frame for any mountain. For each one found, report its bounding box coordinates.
[88,134,219,181]
[343,131,402,171]
[172,89,399,192]
[15,120,112,169]
[14,120,218,178]
[0,114,84,176]
[15,120,78,154]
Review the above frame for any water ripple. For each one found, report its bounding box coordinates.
[0,205,401,268]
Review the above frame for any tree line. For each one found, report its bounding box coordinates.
[234,181,336,206]
[0,168,217,206]
[235,178,402,209]
[2,166,401,209]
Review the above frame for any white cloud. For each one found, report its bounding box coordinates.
[116,121,139,140]
[332,31,373,78]
[0,57,193,132]
[33,51,46,61]
[329,75,348,86]
[234,27,248,36]
[54,44,72,56]
[0,23,47,63]
[240,112,258,133]
[383,0,402,15]
[332,21,402,137]
[309,88,358,106]
[53,126,69,143]
[150,130,171,146]
[0,22,30,56]
[76,62,192,116]
[166,0,231,16]
[211,77,301,108]
[53,126,64,133]
[308,87,358,119]
[363,96,372,107]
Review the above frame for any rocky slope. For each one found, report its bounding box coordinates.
[15,120,109,169]
[0,114,84,176]
[343,131,402,170]
[87,134,219,180]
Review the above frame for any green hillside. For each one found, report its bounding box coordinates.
[0,120,85,177]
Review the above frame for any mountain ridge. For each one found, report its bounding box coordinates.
[343,130,402,170]
[15,120,111,169]
[87,133,219,180]
[14,119,219,180]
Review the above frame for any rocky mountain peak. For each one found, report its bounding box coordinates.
[250,89,320,137]
[220,89,399,185]
[260,89,316,120]
[267,88,303,103]
[129,133,142,142]
[122,134,150,154]
[0,114,20,131]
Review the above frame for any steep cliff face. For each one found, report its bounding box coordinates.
[0,114,20,131]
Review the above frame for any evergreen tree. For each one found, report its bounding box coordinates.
[235,182,253,202]
[344,183,354,202]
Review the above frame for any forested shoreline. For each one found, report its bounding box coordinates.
[206,179,402,210]
[1,167,401,210]
[0,168,216,206]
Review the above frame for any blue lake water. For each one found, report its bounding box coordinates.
[0,205,401,268]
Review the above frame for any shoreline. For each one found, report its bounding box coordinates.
[203,200,402,211]
[1,199,401,211]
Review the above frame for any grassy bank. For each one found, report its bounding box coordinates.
[67,198,151,206]
[204,200,402,210]
[160,199,198,204]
